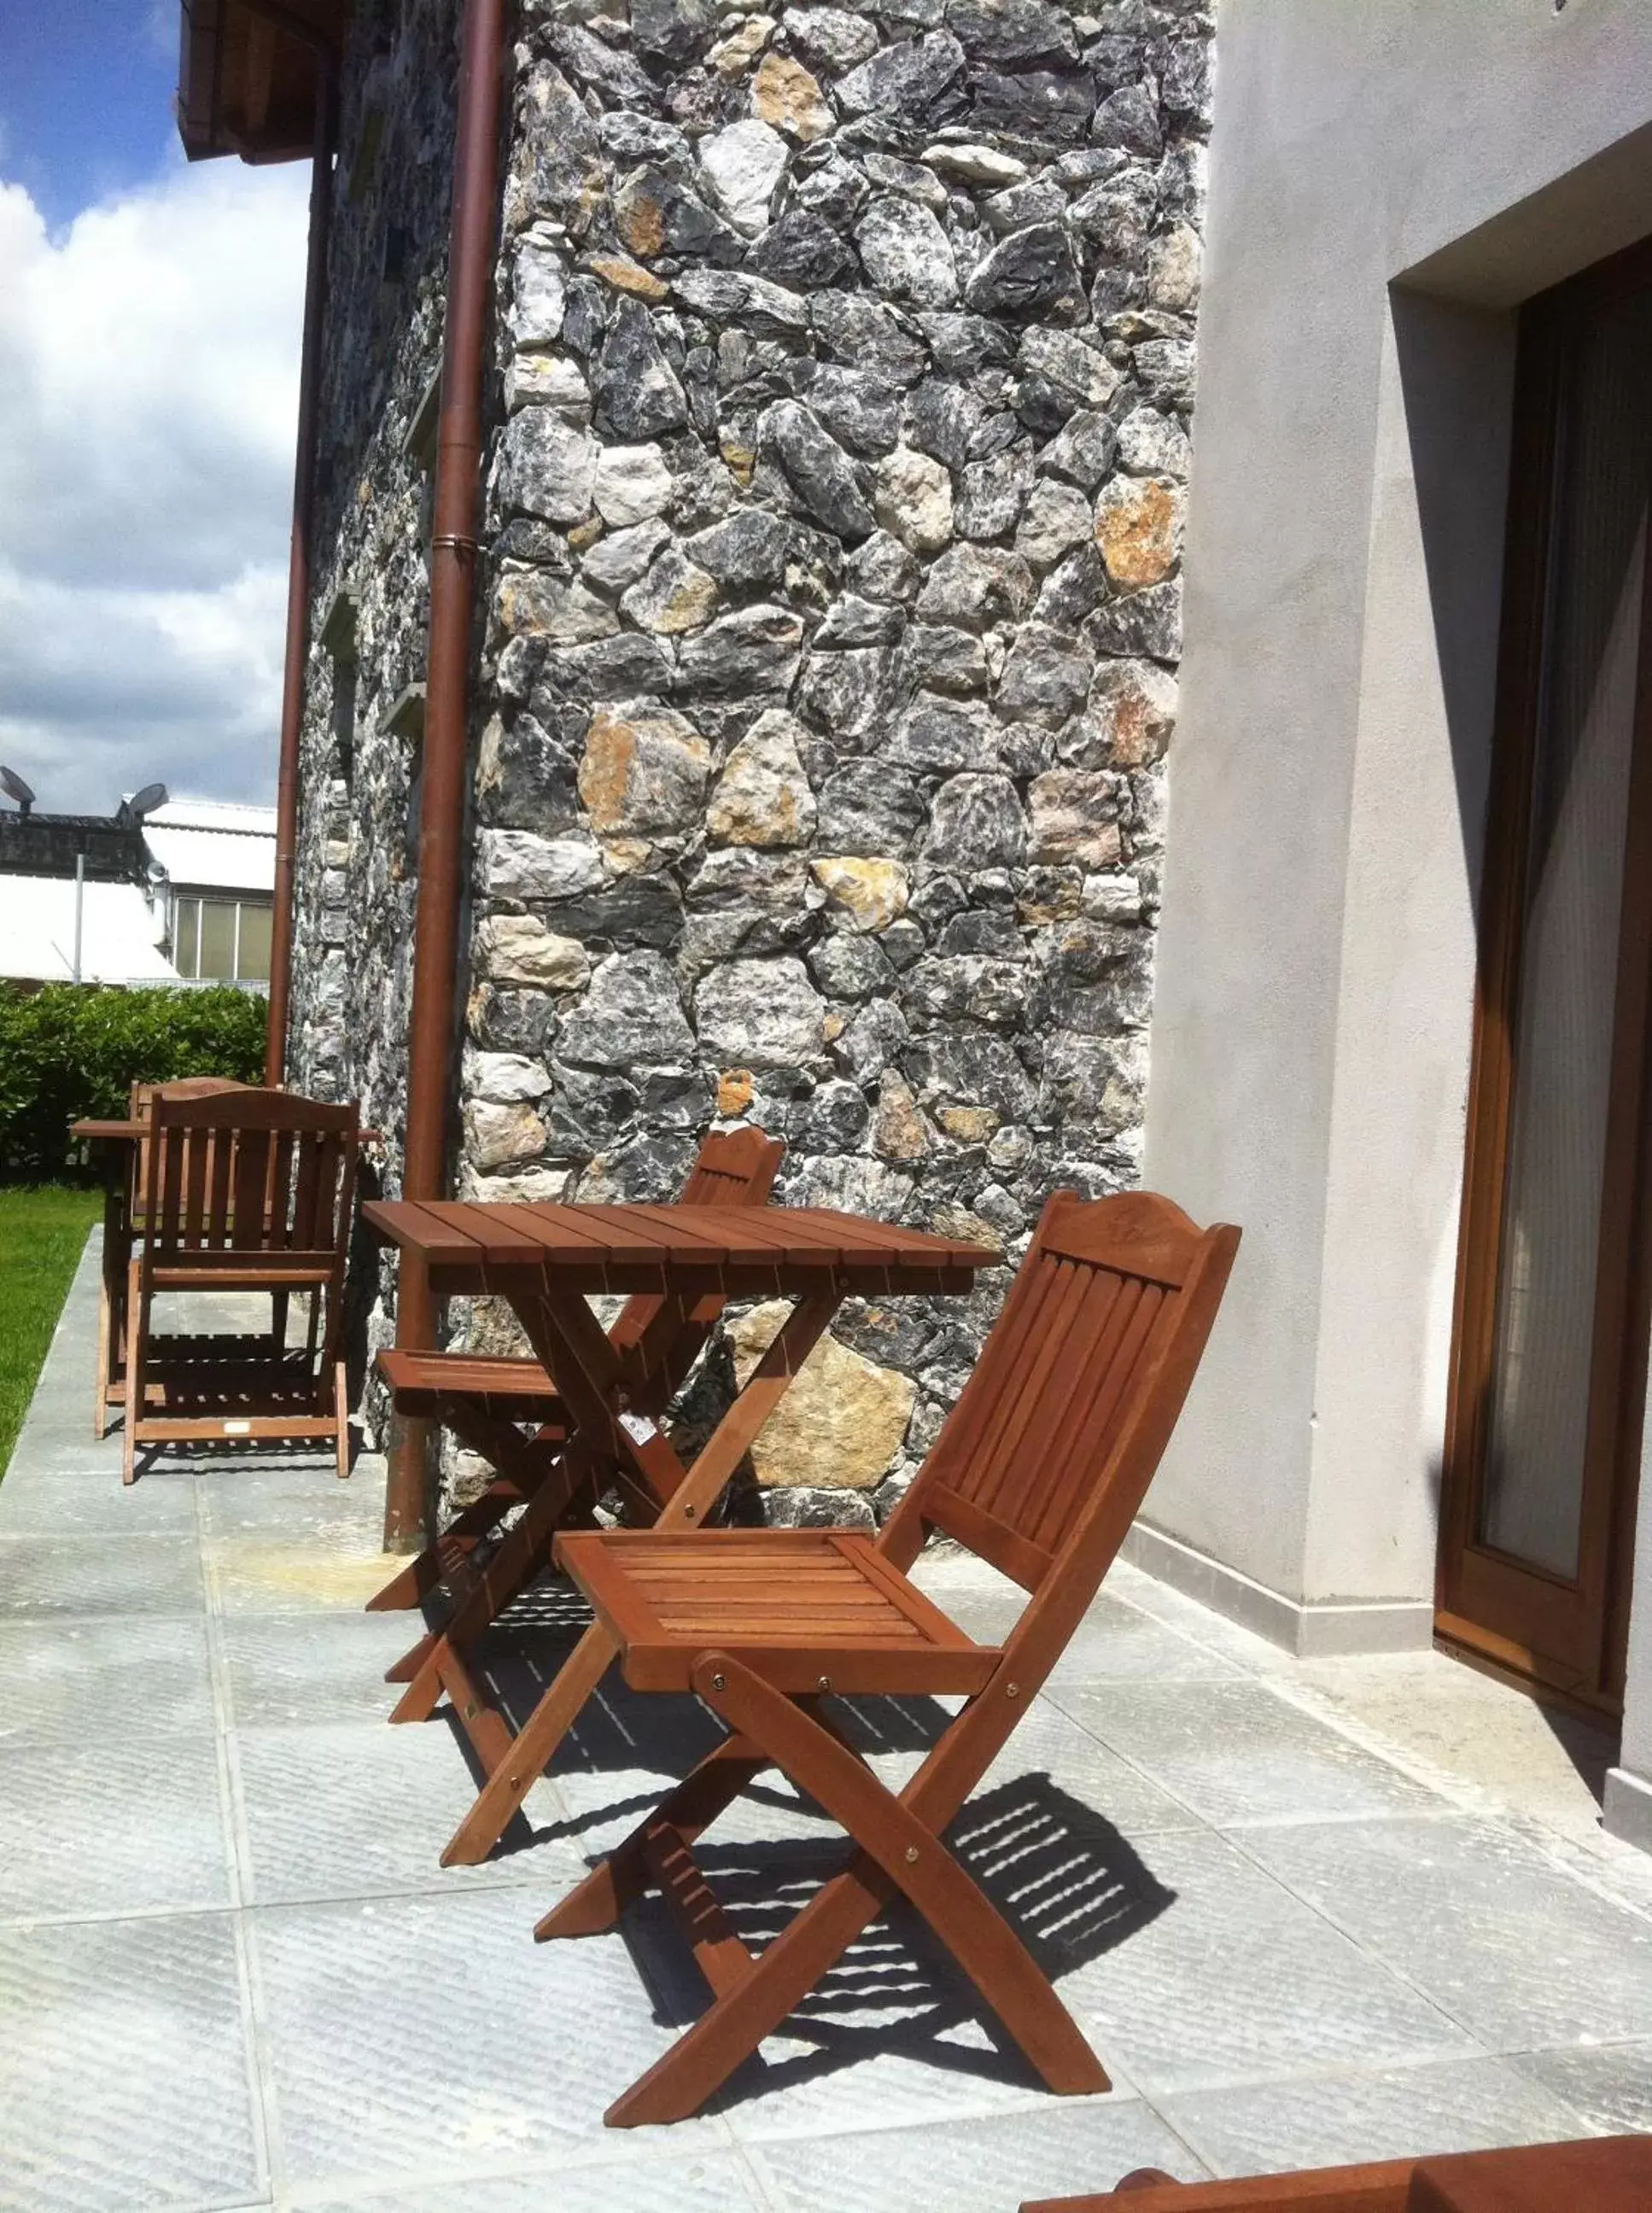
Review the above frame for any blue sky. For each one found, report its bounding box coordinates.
[0,0,179,230]
[0,3,307,815]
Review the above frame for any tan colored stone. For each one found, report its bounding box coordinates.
[822,1009,846,1043]
[464,1099,546,1176]
[752,51,832,140]
[728,1304,916,1489]
[585,252,670,302]
[1147,223,1201,312]
[1083,658,1178,769]
[873,1071,929,1161]
[721,440,756,487]
[706,708,817,848]
[809,855,909,932]
[476,914,591,990]
[578,705,710,835]
[937,1105,1001,1143]
[566,516,604,552]
[1094,476,1182,589]
[614,177,666,260]
[602,837,653,875]
[1029,773,1125,870]
[710,13,775,75]
[931,1203,1005,1256]
[717,1069,756,1115]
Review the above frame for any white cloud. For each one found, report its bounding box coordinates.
[0,155,309,814]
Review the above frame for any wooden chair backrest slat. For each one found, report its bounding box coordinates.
[127,1076,249,1218]
[887,1192,1238,1599]
[143,1089,360,1264]
[604,1128,785,1377]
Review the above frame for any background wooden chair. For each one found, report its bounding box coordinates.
[120,1088,360,1483]
[540,1188,1240,2127]
[92,1075,252,1439]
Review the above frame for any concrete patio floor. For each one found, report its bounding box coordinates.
[3,1234,1652,2211]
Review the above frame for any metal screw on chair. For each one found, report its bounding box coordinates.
[904,1845,919,1862]
[710,1673,727,1692]
[1005,1682,1020,1699]
[683,1504,697,1518]
[817,1674,832,1691]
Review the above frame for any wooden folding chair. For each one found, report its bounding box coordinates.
[121,1088,360,1483]
[93,1076,252,1439]
[368,1124,785,1628]
[374,1127,788,1848]
[537,1188,1240,2127]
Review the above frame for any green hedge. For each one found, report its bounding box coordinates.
[0,984,267,1180]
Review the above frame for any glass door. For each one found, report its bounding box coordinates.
[1439,237,1652,1711]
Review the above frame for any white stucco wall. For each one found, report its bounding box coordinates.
[1142,0,1652,1678]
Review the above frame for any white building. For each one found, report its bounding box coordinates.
[0,798,277,989]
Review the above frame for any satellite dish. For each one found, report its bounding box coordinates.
[0,765,35,816]
[127,782,169,820]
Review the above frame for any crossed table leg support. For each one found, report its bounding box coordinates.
[534,1652,1110,2127]
[391,1283,843,1867]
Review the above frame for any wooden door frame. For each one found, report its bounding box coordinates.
[1438,232,1652,1712]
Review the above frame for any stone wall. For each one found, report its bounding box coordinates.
[285,0,458,1430]
[456,0,1215,1521]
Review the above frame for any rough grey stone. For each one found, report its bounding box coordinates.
[812,291,931,383]
[996,621,1095,727]
[923,772,1028,872]
[694,955,826,1066]
[1090,81,1161,155]
[1014,478,1095,569]
[1117,404,1192,479]
[478,829,605,902]
[497,412,598,523]
[698,118,791,236]
[677,604,805,696]
[855,196,960,308]
[972,67,1097,145]
[559,950,695,1068]
[580,517,672,593]
[946,0,1077,67]
[795,645,892,739]
[954,447,1035,539]
[845,529,924,602]
[808,931,896,1000]
[832,994,912,1083]
[915,541,1036,628]
[789,364,902,458]
[887,694,998,773]
[902,622,989,695]
[760,400,876,539]
[672,266,811,333]
[1042,408,1118,489]
[632,0,717,65]
[904,1026,1036,1117]
[592,299,689,438]
[783,4,880,72]
[964,222,1086,321]
[1085,577,1182,660]
[836,32,968,123]
[816,761,928,854]
[747,208,857,286]
[901,379,984,472]
[791,1074,872,1148]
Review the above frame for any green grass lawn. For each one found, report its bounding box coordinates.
[0,1184,102,1476]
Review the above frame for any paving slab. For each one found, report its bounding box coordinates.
[301,2148,772,2211]
[1056,1825,1478,2095]
[250,1890,729,2195]
[746,2099,1209,2212]
[0,1725,232,1921]
[0,1464,201,1534]
[1513,2039,1652,2133]
[0,1614,214,1742]
[0,1910,262,2213]
[231,1718,579,1906]
[0,1531,205,1617]
[1054,1677,1439,1828]
[1240,1814,1652,2049]
[1159,2052,1595,2178]
[219,1612,415,1730]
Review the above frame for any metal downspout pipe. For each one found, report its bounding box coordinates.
[261,9,339,1085]
[385,0,507,1550]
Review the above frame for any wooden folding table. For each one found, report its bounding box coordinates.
[361,1196,995,1862]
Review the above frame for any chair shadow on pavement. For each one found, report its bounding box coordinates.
[435,1614,1178,2110]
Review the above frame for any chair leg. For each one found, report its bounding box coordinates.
[335,1361,351,1480]
[271,1289,289,1355]
[94,1276,112,1442]
[441,1620,618,1866]
[548,1656,1107,2128]
[121,1257,144,1486]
